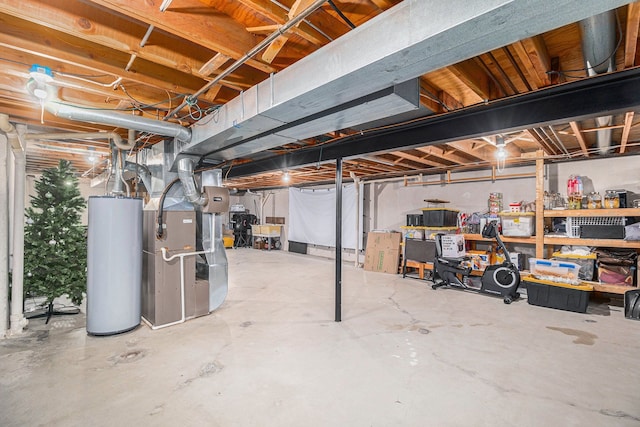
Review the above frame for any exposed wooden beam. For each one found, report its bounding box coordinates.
[0,0,260,91]
[619,111,635,153]
[416,146,469,165]
[447,60,492,101]
[262,33,290,64]
[569,121,590,157]
[444,140,493,163]
[512,36,551,88]
[370,0,396,9]
[234,0,339,45]
[527,129,557,156]
[89,0,278,74]
[0,18,202,96]
[391,151,444,168]
[625,2,640,68]
[198,53,232,77]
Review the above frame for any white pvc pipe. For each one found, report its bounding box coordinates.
[0,141,8,338]
[143,247,211,330]
[9,147,27,335]
[0,115,28,336]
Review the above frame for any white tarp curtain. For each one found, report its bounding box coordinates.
[288,184,363,249]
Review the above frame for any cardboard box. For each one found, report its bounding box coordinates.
[266,216,285,224]
[466,250,490,270]
[509,252,523,270]
[440,234,465,258]
[364,232,402,274]
[253,225,281,235]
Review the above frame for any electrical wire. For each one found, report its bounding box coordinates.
[327,0,356,29]
[0,57,32,67]
[156,177,181,239]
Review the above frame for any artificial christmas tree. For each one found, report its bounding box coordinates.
[24,160,87,321]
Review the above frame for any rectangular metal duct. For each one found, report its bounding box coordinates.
[177,0,631,166]
[189,79,420,160]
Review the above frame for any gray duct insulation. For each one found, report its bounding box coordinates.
[580,11,617,154]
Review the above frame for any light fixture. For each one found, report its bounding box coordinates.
[28,64,54,100]
[87,146,97,164]
[495,135,506,173]
[27,64,54,124]
[282,171,290,183]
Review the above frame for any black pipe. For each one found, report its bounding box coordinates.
[335,157,342,322]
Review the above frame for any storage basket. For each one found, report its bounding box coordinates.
[566,216,625,238]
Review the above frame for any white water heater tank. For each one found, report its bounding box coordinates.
[86,196,143,335]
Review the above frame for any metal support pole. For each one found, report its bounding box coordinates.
[335,158,342,322]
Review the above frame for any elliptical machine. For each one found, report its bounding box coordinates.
[432,220,521,304]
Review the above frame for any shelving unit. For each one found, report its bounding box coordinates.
[402,153,639,295]
[464,234,535,245]
[534,151,639,294]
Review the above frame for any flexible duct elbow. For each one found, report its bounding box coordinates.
[177,158,207,207]
[125,161,152,194]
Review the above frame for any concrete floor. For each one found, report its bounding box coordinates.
[1,249,639,427]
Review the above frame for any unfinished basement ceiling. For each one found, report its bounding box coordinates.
[1,0,640,189]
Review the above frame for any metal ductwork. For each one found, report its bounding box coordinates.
[125,161,152,194]
[26,79,192,143]
[26,131,133,151]
[580,10,617,154]
[176,0,629,167]
[47,100,191,143]
[177,158,207,207]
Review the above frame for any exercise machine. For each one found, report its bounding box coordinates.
[432,220,521,304]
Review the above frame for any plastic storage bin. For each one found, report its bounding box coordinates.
[499,212,535,236]
[523,277,593,313]
[421,208,459,227]
[529,258,581,285]
[400,225,457,241]
[406,214,424,226]
[551,252,596,281]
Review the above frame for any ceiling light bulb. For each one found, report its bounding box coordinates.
[33,87,48,100]
[282,171,290,182]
